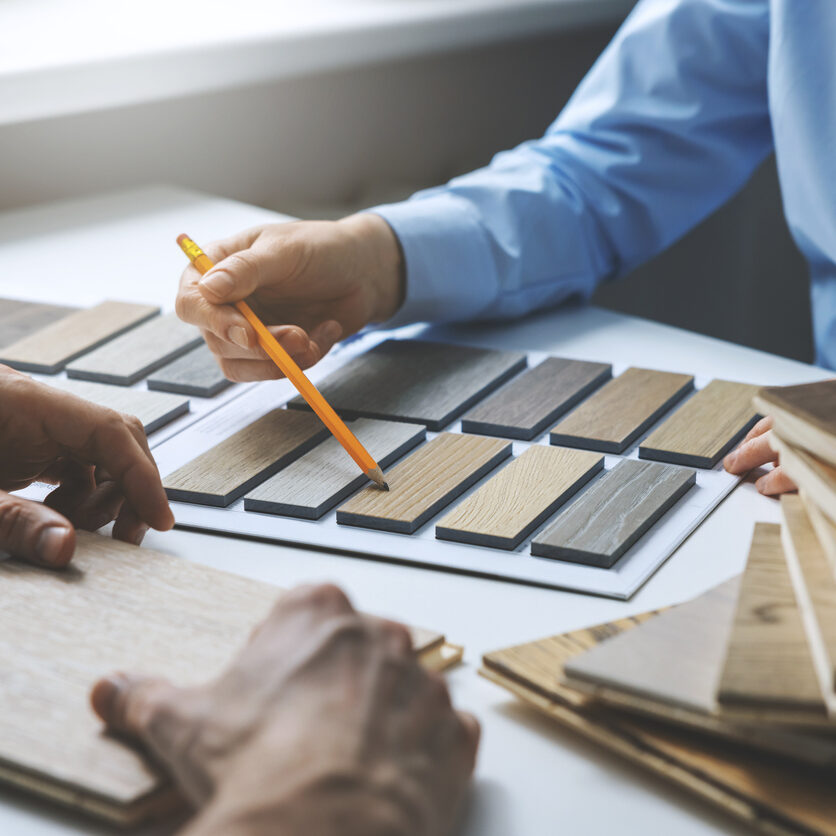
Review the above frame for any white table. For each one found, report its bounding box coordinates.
[0,187,828,836]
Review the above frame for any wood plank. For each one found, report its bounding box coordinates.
[531,459,696,567]
[146,343,233,397]
[0,297,77,349]
[288,339,527,430]
[770,433,836,526]
[65,313,202,386]
[337,432,511,534]
[164,409,329,507]
[639,379,760,468]
[244,419,426,519]
[802,490,836,575]
[460,357,611,440]
[0,300,159,373]
[435,445,603,550]
[549,367,694,454]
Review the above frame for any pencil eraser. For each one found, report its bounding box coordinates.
[176,233,189,246]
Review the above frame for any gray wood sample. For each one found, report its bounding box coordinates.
[531,459,696,567]
[244,418,426,519]
[66,313,202,386]
[164,409,329,507]
[460,357,612,440]
[146,343,233,397]
[288,339,527,430]
[0,298,77,349]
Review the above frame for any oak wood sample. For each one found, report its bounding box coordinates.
[435,445,603,550]
[164,409,329,507]
[244,419,426,519]
[147,342,233,397]
[531,459,696,567]
[460,357,612,440]
[0,297,77,348]
[0,300,159,373]
[549,367,694,453]
[288,339,527,430]
[771,433,836,525]
[337,432,512,534]
[639,379,761,468]
[803,490,836,573]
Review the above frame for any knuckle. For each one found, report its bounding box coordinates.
[0,495,29,545]
[380,621,413,654]
[302,582,352,612]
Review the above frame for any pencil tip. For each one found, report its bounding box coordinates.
[382,482,390,491]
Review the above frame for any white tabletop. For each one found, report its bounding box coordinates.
[0,186,828,836]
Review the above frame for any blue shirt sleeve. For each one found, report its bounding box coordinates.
[371,0,773,327]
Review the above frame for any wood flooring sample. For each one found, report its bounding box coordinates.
[164,409,328,507]
[460,357,612,440]
[66,313,202,386]
[337,432,511,534]
[147,343,232,397]
[639,379,761,468]
[244,419,426,519]
[0,297,77,349]
[531,459,696,567]
[435,445,603,550]
[0,300,159,373]
[549,367,694,454]
[288,339,527,430]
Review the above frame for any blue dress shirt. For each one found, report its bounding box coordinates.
[373,0,836,368]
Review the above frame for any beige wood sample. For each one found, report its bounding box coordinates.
[435,445,603,550]
[65,312,201,385]
[0,297,77,349]
[147,342,233,397]
[337,432,512,534]
[771,433,836,526]
[549,366,694,454]
[0,300,159,373]
[164,409,329,507]
[639,379,761,468]
[803,490,836,575]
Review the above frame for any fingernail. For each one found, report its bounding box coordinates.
[90,674,126,723]
[36,525,70,565]
[199,271,235,299]
[132,525,149,546]
[228,325,249,349]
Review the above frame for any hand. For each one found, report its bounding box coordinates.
[91,584,479,836]
[723,415,797,495]
[0,366,174,566]
[175,214,405,382]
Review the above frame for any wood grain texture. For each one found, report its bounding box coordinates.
[549,366,694,454]
[0,297,77,349]
[639,379,761,468]
[244,419,426,519]
[803,490,836,575]
[435,445,603,550]
[164,409,329,507]
[288,339,527,430]
[531,459,696,567]
[771,433,836,526]
[146,343,233,397]
[460,357,612,441]
[337,432,511,534]
[0,300,159,373]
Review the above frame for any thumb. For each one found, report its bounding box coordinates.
[0,491,75,567]
[198,250,262,305]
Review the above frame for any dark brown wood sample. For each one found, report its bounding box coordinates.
[244,419,426,519]
[147,343,233,397]
[337,433,512,534]
[288,339,527,430]
[460,357,612,440]
[164,409,329,507]
[549,367,694,454]
[531,459,696,567]
[0,297,77,348]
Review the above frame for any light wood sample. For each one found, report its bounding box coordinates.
[0,300,159,373]
[435,445,603,550]
[288,339,527,430]
[0,297,77,348]
[460,357,612,440]
[803,490,836,574]
[531,459,696,567]
[244,419,426,519]
[639,379,760,468]
[771,433,836,525]
[147,343,233,397]
[549,366,694,453]
[164,409,329,507]
[337,432,511,534]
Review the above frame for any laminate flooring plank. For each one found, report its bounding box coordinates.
[288,339,527,430]
[531,459,696,567]
[549,366,694,454]
[803,490,836,574]
[146,343,233,397]
[0,298,77,349]
[244,419,426,519]
[164,409,328,507]
[337,432,512,534]
[66,313,202,386]
[771,434,836,526]
[435,445,604,550]
[460,357,612,440]
[0,300,159,373]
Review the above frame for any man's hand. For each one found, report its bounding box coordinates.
[0,366,174,566]
[723,415,797,495]
[91,584,479,836]
[174,215,404,382]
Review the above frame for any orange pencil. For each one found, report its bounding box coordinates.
[177,233,388,490]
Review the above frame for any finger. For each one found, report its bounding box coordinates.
[176,282,255,350]
[0,491,75,567]
[367,616,414,656]
[724,431,779,474]
[741,415,773,444]
[756,466,797,496]
[47,478,125,532]
[204,324,320,363]
[457,711,481,775]
[112,503,149,546]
